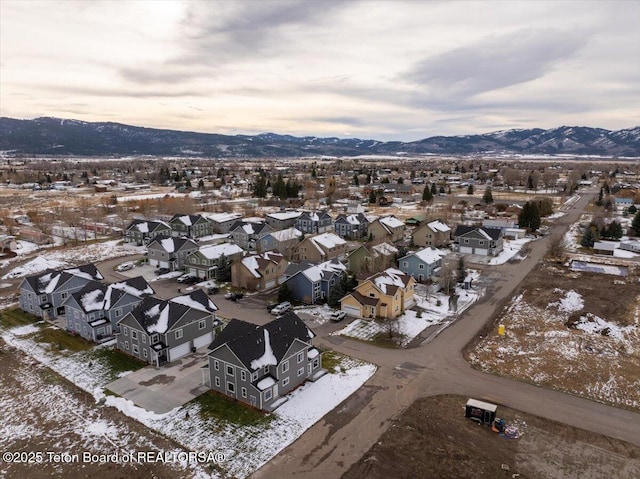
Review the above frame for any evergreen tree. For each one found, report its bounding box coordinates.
[381,177,390,184]
[273,174,286,200]
[527,174,534,190]
[216,254,231,281]
[422,185,433,202]
[198,179,205,189]
[278,283,294,303]
[430,183,437,195]
[311,167,317,178]
[629,204,637,214]
[632,210,640,236]
[252,175,267,198]
[397,177,404,184]
[483,186,494,204]
[457,257,466,283]
[353,174,359,186]
[185,178,192,189]
[439,185,445,194]
[603,181,610,195]
[369,190,377,204]
[606,221,623,239]
[518,201,541,230]
[466,184,474,195]
[596,188,604,206]
[581,226,598,248]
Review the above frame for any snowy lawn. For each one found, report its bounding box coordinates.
[2,240,144,279]
[294,304,336,325]
[488,237,535,265]
[1,317,376,479]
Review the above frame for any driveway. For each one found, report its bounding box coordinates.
[106,350,210,414]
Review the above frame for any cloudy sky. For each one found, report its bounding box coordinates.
[1,0,639,140]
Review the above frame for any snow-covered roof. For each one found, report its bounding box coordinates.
[311,233,346,250]
[250,329,278,369]
[145,304,170,334]
[170,290,218,312]
[380,216,404,229]
[427,220,451,233]
[267,211,302,221]
[161,237,176,253]
[203,212,242,223]
[307,348,320,359]
[256,375,276,391]
[413,247,447,265]
[301,260,346,282]
[371,268,411,295]
[269,227,303,242]
[372,242,399,256]
[198,243,243,260]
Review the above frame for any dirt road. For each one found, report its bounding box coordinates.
[253,190,640,479]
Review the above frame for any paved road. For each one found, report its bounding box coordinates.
[253,191,640,479]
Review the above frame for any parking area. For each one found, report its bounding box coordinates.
[106,350,211,414]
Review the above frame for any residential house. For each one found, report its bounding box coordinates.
[265,211,302,231]
[483,218,517,231]
[620,240,640,253]
[124,219,171,245]
[259,227,303,260]
[147,236,199,271]
[367,216,405,244]
[169,214,212,239]
[398,247,447,282]
[115,293,218,366]
[203,213,243,234]
[283,260,347,304]
[340,268,415,319]
[334,213,369,240]
[347,243,398,276]
[63,276,154,343]
[453,225,504,256]
[297,233,348,262]
[231,252,288,291]
[412,220,451,248]
[205,312,324,411]
[593,241,617,255]
[0,235,17,253]
[229,220,274,251]
[186,242,244,280]
[19,264,104,320]
[295,211,333,235]
[404,213,428,227]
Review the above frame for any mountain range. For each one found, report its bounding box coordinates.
[1,117,638,158]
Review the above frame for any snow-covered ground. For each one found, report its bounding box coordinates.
[294,304,336,325]
[488,237,534,265]
[1,321,376,478]
[2,240,144,279]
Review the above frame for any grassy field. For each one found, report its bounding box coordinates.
[193,391,272,428]
[31,327,93,353]
[0,308,41,329]
[88,347,146,379]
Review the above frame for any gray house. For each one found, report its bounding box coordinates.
[295,211,333,235]
[453,225,504,256]
[398,247,447,282]
[19,264,104,320]
[203,212,243,234]
[205,312,325,411]
[283,259,346,304]
[147,236,199,271]
[169,214,212,239]
[229,220,274,250]
[124,219,172,246]
[185,242,244,280]
[63,276,154,343]
[265,211,302,231]
[115,291,219,366]
[334,213,369,240]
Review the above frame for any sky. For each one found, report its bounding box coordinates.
[1,0,639,141]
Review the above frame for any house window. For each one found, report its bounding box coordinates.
[227,382,235,393]
[282,361,289,373]
[40,295,47,302]
[214,360,219,371]
[251,372,258,381]
[61,292,67,300]
[175,329,183,340]
[464,239,469,244]
[313,358,319,369]
[265,389,272,401]
[151,334,158,344]
[142,335,146,344]
[132,344,139,355]
[226,365,234,376]
[241,370,246,381]
[123,326,128,336]
[74,310,80,319]
[264,365,269,374]
[297,352,304,363]
[479,240,484,246]
[131,330,138,340]
[369,293,375,298]
[403,261,408,267]
[419,264,424,270]
[215,377,220,387]
[283,377,290,387]
[115,309,122,317]
[198,320,206,330]
[297,367,304,377]
[125,341,129,350]
[241,387,247,398]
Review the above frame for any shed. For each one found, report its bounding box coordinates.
[465,398,497,425]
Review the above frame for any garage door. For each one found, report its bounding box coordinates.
[168,342,191,362]
[193,331,213,349]
[264,279,276,290]
[342,305,361,318]
[159,260,170,269]
[475,249,488,256]
[149,258,159,267]
[460,246,473,254]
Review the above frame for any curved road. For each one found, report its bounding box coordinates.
[254,191,640,479]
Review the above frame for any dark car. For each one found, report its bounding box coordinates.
[155,267,170,275]
[184,276,199,285]
[207,286,220,295]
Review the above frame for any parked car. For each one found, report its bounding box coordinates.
[184,276,199,285]
[271,301,292,315]
[224,292,244,301]
[116,262,134,272]
[177,274,193,283]
[154,267,170,275]
[207,286,220,295]
[330,311,346,322]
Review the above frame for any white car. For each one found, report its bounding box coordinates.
[330,311,346,322]
[271,302,292,315]
[116,262,134,272]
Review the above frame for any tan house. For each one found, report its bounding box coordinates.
[340,268,415,320]
[231,251,288,291]
[412,220,451,248]
[367,216,405,244]
[296,232,348,262]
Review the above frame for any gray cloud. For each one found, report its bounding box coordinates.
[39,84,202,99]
[404,28,587,100]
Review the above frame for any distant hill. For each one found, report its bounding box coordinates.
[1,117,638,157]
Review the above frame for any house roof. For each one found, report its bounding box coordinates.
[24,264,103,294]
[170,289,218,313]
[148,235,198,253]
[426,220,451,233]
[229,220,271,235]
[288,259,346,283]
[347,290,380,307]
[379,216,404,230]
[371,242,399,256]
[368,268,412,295]
[267,227,303,242]
[109,276,155,297]
[298,210,332,222]
[202,212,242,223]
[401,247,447,265]
[128,296,208,335]
[336,213,367,225]
[196,242,243,260]
[266,211,302,221]
[126,219,170,234]
[169,214,208,226]
[241,251,285,278]
[310,232,346,250]
[70,280,139,314]
[208,312,315,372]
[453,225,503,240]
